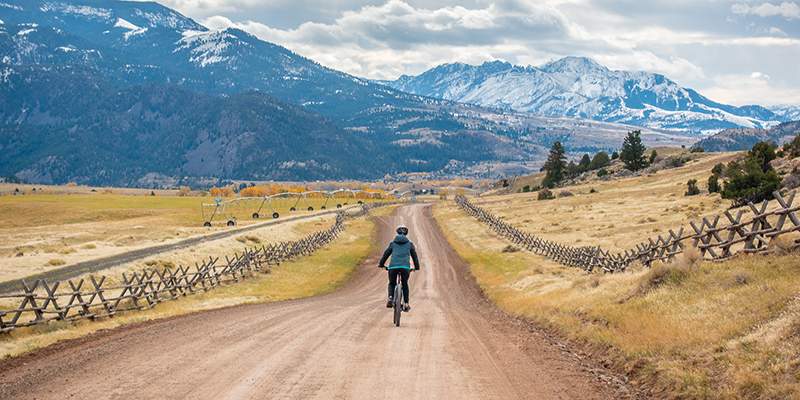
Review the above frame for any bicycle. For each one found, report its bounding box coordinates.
[382,267,412,327]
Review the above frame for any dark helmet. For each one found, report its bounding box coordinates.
[396,225,408,235]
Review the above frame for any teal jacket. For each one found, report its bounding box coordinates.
[379,234,420,270]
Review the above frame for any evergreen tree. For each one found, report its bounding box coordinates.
[720,141,782,207]
[578,154,591,173]
[589,151,610,170]
[540,141,567,188]
[567,160,579,178]
[620,130,648,171]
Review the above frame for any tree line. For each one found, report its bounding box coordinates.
[539,130,651,188]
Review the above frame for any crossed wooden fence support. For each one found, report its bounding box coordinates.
[455,190,800,273]
[0,204,381,334]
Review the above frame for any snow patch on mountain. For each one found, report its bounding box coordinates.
[134,9,188,29]
[176,30,240,67]
[114,18,138,31]
[0,2,23,11]
[40,2,112,20]
[123,27,146,40]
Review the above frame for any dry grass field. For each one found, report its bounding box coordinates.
[434,150,800,399]
[0,189,381,284]
[0,191,393,357]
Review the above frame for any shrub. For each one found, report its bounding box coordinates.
[557,190,574,197]
[501,245,520,253]
[638,261,691,294]
[589,188,596,193]
[708,174,721,193]
[597,168,609,177]
[782,173,800,190]
[690,147,705,153]
[522,185,531,193]
[668,157,685,168]
[685,179,700,196]
[538,187,555,200]
[47,259,66,266]
[732,269,754,286]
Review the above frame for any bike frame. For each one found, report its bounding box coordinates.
[393,273,403,326]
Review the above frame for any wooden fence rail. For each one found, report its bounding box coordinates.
[0,204,382,334]
[455,190,800,273]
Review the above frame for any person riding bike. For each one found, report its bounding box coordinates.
[378,225,420,312]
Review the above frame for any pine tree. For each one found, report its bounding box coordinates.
[720,141,782,207]
[578,154,591,173]
[620,130,648,171]
[540,141,567,188]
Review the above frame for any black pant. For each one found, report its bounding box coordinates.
[388,268,411,303]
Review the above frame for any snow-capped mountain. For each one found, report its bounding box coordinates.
[382,58,791,134]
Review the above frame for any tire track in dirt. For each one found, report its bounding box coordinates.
[0,204,636,399]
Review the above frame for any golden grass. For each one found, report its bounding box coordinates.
[0,190,373,284]
[0,214,379,358]
[433,151,800,399]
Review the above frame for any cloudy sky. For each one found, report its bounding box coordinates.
[150,0,798,107]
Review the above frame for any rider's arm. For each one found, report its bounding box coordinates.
[378,243,394,267]
[410,244,420,270]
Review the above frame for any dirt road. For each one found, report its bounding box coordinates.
[0,204,629,399]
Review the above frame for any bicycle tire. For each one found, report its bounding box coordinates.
[393,283,403,326]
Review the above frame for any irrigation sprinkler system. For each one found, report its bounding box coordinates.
[201,189,409,227]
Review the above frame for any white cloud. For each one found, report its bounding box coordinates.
[732,2,800,20]
[200,0,596,79]
[703,73,800,106]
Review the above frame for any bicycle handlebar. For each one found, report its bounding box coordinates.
[378,266,417,272]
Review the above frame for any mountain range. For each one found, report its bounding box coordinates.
[0,0,771,186]
[381,58,799,134]
[692,121,800,153]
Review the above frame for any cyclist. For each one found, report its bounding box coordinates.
[378,225,420,312]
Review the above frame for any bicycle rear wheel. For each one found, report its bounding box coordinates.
[393,284,403,326]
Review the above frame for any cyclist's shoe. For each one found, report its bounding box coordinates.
[403,304,411,312]
[386,297,393,308]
